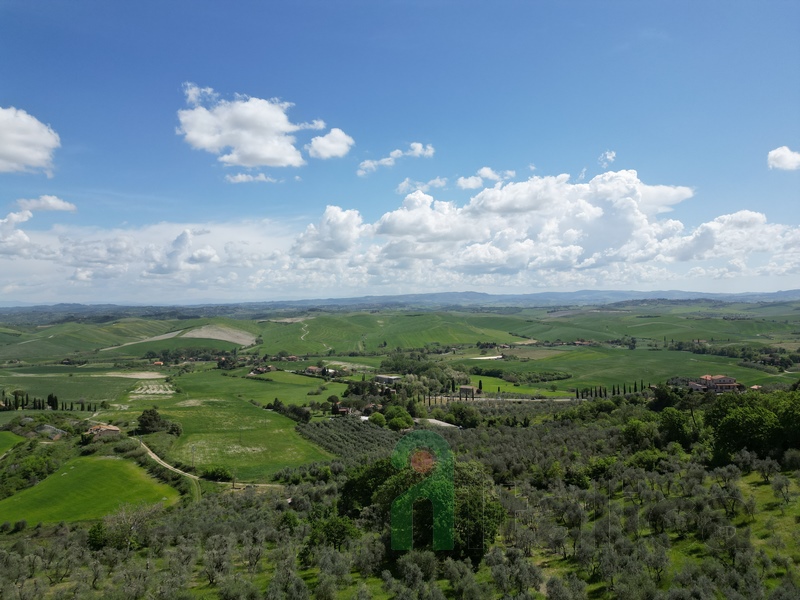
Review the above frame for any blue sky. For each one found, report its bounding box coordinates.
[1,0,798,303]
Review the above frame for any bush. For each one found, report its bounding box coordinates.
[12,520,27,533]
[201,466,233,482]
[79,442,104,455]
[783,448,800,470]
[369,412,386,428]
[114,438,140,453]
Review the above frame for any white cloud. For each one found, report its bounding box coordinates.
[598,150,616,168]
[177,83,326,168]
[0,106,61,176]
[224,173,278,184]
[184,84,217,106]
[357,142,435,176]
[307,128,355,159]
[457,175,483,190]
[767,146,800,170]
[396,176,447,194]
[2,168,799,302]
[477,167,502,181]
[457,166,515,189]
[16,195,76,212]
[292,205,364,258]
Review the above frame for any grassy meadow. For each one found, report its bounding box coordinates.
[0,431,23,455]
[2,299,799,485]
[94,367,338,482]
[0,455,180,523]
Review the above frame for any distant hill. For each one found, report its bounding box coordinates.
[1,289,799,324]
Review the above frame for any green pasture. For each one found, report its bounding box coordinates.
[172,368,348,406]
[0,412,36,426]
[0,319,179,362]
[96,368,336,481]
[0,370,140,404]
[0,431,24,455]
[466,375,565,398]
[0,456,180,523]
[0,316,264,363]
[449,345,797,391]
[154,398,330,482]
[98,337,239,359]
[530,309,800,346]
[257,312,539,356]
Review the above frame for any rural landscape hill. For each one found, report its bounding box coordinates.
[1,292,799,599]
[2,288,800,324]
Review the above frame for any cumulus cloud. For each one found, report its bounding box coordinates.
[0,210,35,257]
[307,128,355,159]
[0,106,61,176]
[141,229,220,277]
[16,195,76,212]
[396,176,447,194]
[292,205,364,258]
[768,146,800,170]
[224,173,278,184]
[598,150,616,168]
[457,166,515,189]
[2,168,799,302]
[457,175,483,190]
[357,142,435,176]
[177,82,329,168]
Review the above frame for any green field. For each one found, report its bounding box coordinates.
[0,456,180,523]
[0,368,143,404]
[450,345,798,392]
[174,368,349,406]
[0,431,23,455]
[95,367,336,481]
[3,300,800,484]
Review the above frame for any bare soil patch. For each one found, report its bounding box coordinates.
[98,372,166,379]
[181,325,256,346]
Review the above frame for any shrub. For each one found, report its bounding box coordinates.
[369,412,386,428]
[782,448,800,470]
[201,466,233,482]
[114,438,140,453]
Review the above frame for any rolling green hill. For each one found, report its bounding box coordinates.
[0,455,180,523]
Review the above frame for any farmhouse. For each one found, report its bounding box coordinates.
[375,374,402,385]
[87,424,121,439]
[305,366,323,375]
[690,374,741,393]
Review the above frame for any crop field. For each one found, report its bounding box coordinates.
[0,369,141,404]
[172,368,349,406]
[450,346,799,391]
[0,455,180,523]
[0,431,23,455]
[96,368,336,481]
[2,300,799,484]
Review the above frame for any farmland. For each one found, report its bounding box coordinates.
[0,297,799,598]
[0,455,180,523]
[1,300,799,483]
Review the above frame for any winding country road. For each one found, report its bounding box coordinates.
[136,438,283,493]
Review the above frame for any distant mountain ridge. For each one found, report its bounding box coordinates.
[1,288,799,325]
